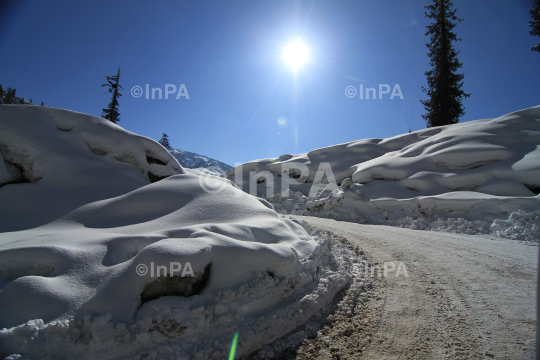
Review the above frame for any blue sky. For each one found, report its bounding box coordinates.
[1,0,538,166]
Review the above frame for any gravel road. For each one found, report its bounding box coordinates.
[290,216,538,360]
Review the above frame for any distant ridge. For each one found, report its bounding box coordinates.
[169,148,232,172]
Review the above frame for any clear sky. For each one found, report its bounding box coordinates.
[1,0,538,166]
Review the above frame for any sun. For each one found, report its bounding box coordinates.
[282,40,309,71]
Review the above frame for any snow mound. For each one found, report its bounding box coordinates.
[0,105,185,232]
[226,106,540,238]
[0,177,352,358]
[0,106,352,358]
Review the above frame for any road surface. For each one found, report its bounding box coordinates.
[292,216,537,360]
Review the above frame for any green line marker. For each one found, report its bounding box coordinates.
[228,331,239,360]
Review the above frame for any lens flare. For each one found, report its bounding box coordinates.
[228,331,239,360]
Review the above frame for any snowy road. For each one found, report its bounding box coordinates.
[293,216,537,359]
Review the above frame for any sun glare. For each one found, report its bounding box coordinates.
[282,40,309,71]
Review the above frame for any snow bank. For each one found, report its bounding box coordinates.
[0,189,353,358]
[0,105,184,232]
[225,106,540,239]
[0,106,353,359]
[284,209,540,242]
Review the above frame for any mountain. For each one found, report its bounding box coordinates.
[169,148,232,174]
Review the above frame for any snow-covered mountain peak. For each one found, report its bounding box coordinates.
[169,148,231,174]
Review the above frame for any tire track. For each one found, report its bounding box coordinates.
[291,216,537,360]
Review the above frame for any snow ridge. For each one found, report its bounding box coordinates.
[226,106,540,240]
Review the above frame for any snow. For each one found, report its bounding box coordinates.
[169,148,232,174]
[225,106,540,240]
[0,105,354,359]
[0,151,20,185]
[1,104,539,359]
[0,105,184,232]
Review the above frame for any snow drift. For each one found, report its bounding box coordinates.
[0,106,352,359]
[225,106,540,240]
[0,105,184,232]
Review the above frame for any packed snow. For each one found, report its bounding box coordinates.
[0,105,355,359]
[225,106,540,241]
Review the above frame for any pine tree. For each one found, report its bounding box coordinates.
[101,67,123,124]
[4,88,16,104]
[530,0,540,52]
[420,0,470,127]
[41,101,44,106]
[158,133,172,150]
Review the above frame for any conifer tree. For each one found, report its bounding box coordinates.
[530,0,540,52]
[420,0,470,127]
[0,85,3,104]
[158,133,172,151]
[4,88,16,104]
[101,67,123,124]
